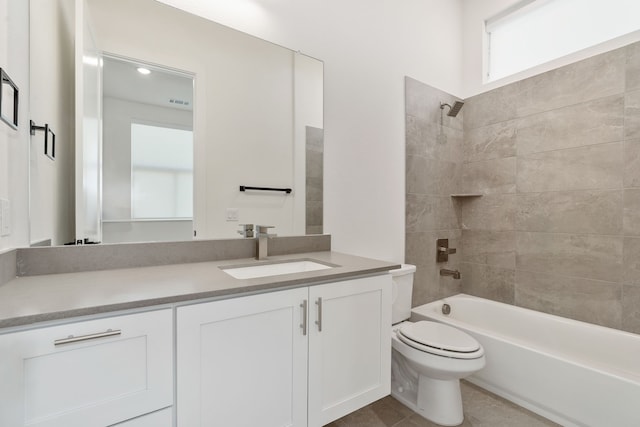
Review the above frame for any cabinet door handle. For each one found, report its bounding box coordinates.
[54,329,122,346]
[315,297,323,332]
[300,300,308,336]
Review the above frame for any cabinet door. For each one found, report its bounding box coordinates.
[0,309,173,427]
[308,275,392,426]
[177,288,308,427]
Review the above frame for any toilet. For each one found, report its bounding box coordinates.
[389,264,485,426]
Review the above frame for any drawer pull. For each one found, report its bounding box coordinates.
[54,329,122,346]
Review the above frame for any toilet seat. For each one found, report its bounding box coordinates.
[397,321,484,359]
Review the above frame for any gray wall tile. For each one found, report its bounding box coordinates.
[624,139,640,188]
[515,270,622,329]
[516,95,624,156]
[461,194,516,231]
[625,89,640,139]
[406,194,460,232]
[461,230,515,269]
[306,151,323,179]
[411,263,462,307]
[516,232,623,282]
[622,285,640,334]
[306,126,324,234]
[515,190,623,235]
[627,42,640,92]
[460,262,515,304]
[405,78,464,308]
[464,83,521,130]
[462,157,516,194]
[306,201,323,227]
[415,42,640,332]
[406,115,463,162]
[517,142,623,193]
[623,237,640,286]
[623,188,640,235]
[517,48,626,117]
[0,249,17,286]
[463,120,517,162]
[306,177,323,202]
[406,156,460,196]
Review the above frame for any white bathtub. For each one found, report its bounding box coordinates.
[411,294,640,427]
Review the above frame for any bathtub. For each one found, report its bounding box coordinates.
[411,294,640,427]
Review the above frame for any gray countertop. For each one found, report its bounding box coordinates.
[0,251,400,329]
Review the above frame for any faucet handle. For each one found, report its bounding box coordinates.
[237,224,254,238]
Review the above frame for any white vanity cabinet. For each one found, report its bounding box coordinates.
[176,274,391,427]
[0,309,173,427]
[307,276,392,426]
[177,287,309,427]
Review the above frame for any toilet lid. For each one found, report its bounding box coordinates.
[398,321,481,353]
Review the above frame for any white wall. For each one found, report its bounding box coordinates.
[29,0,75,246]
[461,0,640,97]
[0,0,31,251]
[156,0,464,263]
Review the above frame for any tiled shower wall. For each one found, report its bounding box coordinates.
[405,77,465,307]
[461,43,640,333]
[405,41,640,333]
[306,126,324,235]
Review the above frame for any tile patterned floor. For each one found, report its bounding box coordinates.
[326,381,560,427]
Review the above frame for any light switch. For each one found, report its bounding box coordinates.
[226,208,239,221]
[0,199,10,237]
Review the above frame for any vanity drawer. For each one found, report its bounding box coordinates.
[0,309,173,427]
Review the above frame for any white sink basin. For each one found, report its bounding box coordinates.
[221,259,334,279]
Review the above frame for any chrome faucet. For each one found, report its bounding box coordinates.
[440,269,461,280]
[255,225,276,260]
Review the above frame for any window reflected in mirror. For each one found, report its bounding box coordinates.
[131,123,193,219]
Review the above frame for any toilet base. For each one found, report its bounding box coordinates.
[417,375,463,426]
[391,376,464,426]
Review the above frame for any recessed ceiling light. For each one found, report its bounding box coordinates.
[137,67,151,75]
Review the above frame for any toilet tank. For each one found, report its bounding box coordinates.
[390,264,416,324]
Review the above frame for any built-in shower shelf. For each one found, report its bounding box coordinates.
[450,193,483,198]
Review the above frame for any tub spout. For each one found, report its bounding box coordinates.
[440,268,461,279]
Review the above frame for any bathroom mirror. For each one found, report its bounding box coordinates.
[100,55,195,243]
[32,0,323,245]
[0,68,19,130]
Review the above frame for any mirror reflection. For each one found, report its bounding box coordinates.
[101,56,194,243]
[29,0,323,246]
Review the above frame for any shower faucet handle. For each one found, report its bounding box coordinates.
[438,247,456,255]
[436,238,456,263]
[438,246,456,254]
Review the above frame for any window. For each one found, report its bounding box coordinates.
[131,123,193,219]
[486,0,640,82]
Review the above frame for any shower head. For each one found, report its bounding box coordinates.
[440,100,464,117]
